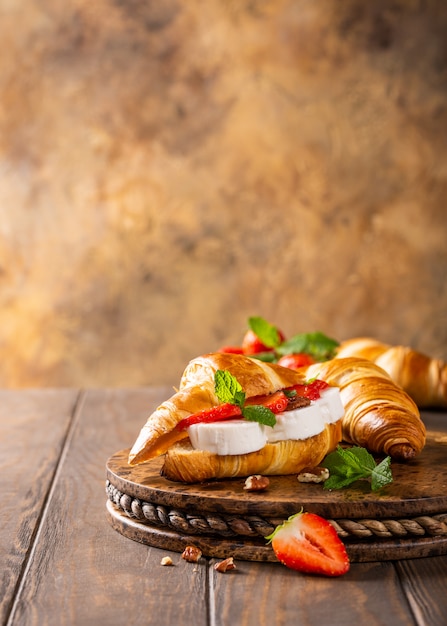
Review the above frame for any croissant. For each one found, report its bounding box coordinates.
[128,352,313,465]
[303,357,426,461]
[161,423,342,482]
[335,337,447,408]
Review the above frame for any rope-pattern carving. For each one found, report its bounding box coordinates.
[106,480,447,541]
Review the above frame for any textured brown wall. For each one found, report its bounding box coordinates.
[0,0,446,388]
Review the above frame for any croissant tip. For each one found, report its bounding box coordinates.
[389,444,417,462]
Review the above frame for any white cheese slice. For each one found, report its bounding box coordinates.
[187,419,267,455]
[265,404,325,442]
[315,386,345,424]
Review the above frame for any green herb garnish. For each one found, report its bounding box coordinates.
[246,316,339,362]
[214,369,246,407]
[214,369,276,427]
[276,331,339,361]
[248,316,283,349]
[322,445,393,491]
[242,404,277,427]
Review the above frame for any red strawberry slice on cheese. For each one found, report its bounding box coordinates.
[266,512,350,577]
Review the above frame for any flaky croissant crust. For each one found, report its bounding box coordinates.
[336,337,447,408]
[128,352,307,465]
[303,357,426,461]
[161,421,342,483]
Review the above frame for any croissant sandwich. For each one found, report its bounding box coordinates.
[128,352,344,483]
[336,337,447,408]
[302,357,426,461]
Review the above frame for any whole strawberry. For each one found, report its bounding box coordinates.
[266,511,350,577]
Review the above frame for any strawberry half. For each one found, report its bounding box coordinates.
[266,512,350,577]
[176,403,242,431]
[244,390,289,414]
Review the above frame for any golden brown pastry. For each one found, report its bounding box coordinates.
[128,352,312,465]
[303,357,426,461]
[335,337,447,408]
[162,422,342,482]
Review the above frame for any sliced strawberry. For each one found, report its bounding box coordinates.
[244,390,289,414]
[286,379,329,401]
[266,512,350,577]
[176,403,242,430]
[277,353,315,369]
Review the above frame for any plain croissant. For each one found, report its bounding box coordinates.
[336,337,447,408]
[303,357,426,461]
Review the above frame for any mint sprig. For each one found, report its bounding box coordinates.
[214,369,245,407]
[214,369,276,427]
[276,331,339,361]
[248,316,283,348]
[242,404,276,427]
[246,316,339,362]
[322,446,393,491]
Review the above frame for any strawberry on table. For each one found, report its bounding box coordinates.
[266,511,350,577]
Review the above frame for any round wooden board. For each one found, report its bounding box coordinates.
[106,430,447,562]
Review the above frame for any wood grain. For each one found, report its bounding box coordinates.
[208,559,415,626]
[8,388,210,626]
[396,557,447,626]
[0,389,79,625]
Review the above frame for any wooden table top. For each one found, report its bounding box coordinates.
[1,387,447,626]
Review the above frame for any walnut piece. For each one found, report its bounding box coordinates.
[182,545,202,563]
[244,474,270,491]
[297,466,330,483]
[214,557,236,572]
[160,556,174,566]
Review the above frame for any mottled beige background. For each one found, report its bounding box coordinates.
[0,0,446,388]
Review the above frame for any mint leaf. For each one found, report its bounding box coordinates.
[322,445,393,491]
[334,446,376,473]
[276,331,339,360]
[214,369,277,427]
[242,404,277,428]
[214,370,245,408]
[371,456,393,491]
[248,316,282,348]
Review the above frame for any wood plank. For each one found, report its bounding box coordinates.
[0,389,79,626]
[208,558,417,626]
[8,388,210,626]
[395,556,447,626]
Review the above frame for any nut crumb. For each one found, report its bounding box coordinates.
[244,474,269,491]
[297,466,330,483]
[182,545,202,563]
[160,556,174,566]
[214,557,236,572]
